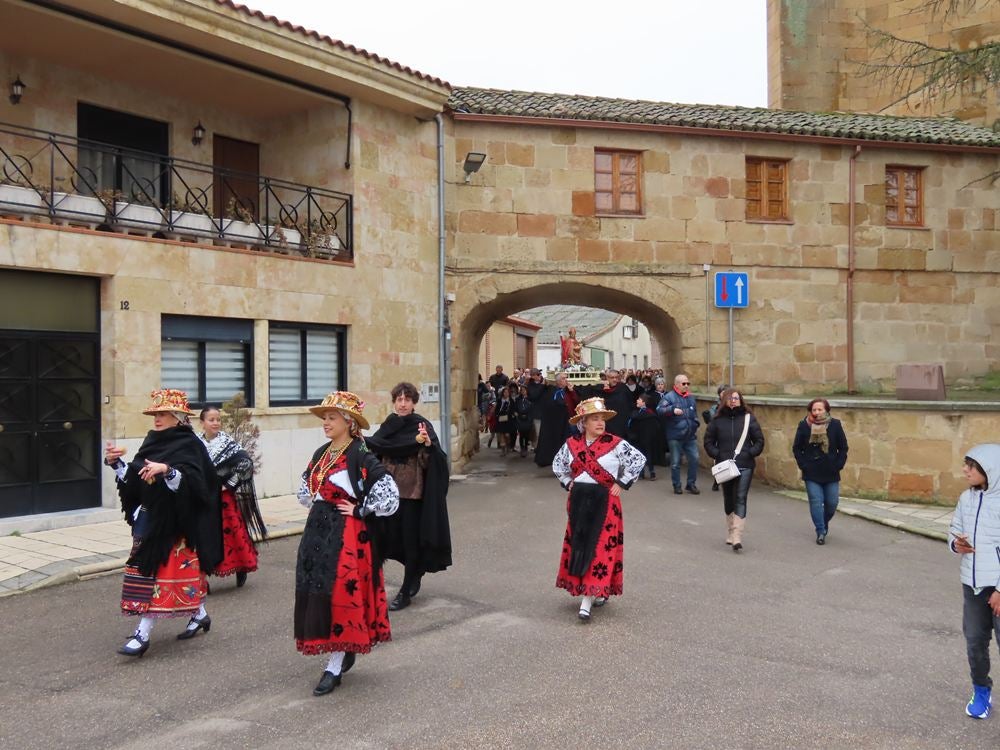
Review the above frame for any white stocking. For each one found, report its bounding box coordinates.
[325,651,345,676]
[126,616,154,646]
[579,595,594,615]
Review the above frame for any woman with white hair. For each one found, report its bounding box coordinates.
[294,392,400,697]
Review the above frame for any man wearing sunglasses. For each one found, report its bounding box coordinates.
[657,373,701,495]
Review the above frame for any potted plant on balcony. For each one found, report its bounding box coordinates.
[266,214,302,252]
[0,175,46,217]
[51,187,108,226]
[115,190,166,232]
[303,219,343,260]
[167,191,214,239]
[222,197,263,245]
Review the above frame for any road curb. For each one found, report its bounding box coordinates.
[776,490,949,543]
[0,523,307,599]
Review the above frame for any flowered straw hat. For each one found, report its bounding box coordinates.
[142,388,194,416]
[309,391,370,430]
[569,396,617,425]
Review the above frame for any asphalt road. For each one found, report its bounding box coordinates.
[0,455,987,749]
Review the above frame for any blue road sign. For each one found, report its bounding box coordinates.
[715,272,749,309]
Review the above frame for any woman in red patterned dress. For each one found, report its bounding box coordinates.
[294,392,400,697]
[104,389,223,656]
[198,408,266,589]
[552,397,646,622]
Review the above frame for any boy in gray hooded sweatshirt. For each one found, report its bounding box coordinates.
[949,444,1000,719]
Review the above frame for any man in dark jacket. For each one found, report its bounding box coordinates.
[657,373,701,495]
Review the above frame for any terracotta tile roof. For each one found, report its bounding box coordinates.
[449,88,1000,148]
[215,1,450,88]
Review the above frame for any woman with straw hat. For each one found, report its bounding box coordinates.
[104,388,223,657]
[294,391,400,697]
[552,396,647,622]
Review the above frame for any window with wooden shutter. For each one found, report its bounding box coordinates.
[885,166,923,226]
[595,150,642,215]
[745,157,789,221]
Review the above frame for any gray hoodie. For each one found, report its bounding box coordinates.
[949,444,1000,590]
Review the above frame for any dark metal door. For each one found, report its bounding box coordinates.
[0,333,100,517]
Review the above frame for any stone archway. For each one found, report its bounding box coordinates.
[449,272,700,463]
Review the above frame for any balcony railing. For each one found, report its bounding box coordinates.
[0,122,352,260]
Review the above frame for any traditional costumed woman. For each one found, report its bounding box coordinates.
[198,407,267,587]
[366,382,452,612]
[104,389,223,657]
[294,392,400,697]
[552,397,646,622]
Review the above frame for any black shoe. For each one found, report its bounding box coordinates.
[673,486,683,495]
[176,614,212,640]
[341,652,356,675]
[712,482,719,492]
[686,485,701,495]
[407,578,422,598]
[388,591,411,611]
[117,633,150,657]
[816,533,826,545]
[236,571,248,588]
[648,474,656,481]
[732,542,743,552]
[313,670,341,696]
[578,608,591,622]
[593,596,609,607]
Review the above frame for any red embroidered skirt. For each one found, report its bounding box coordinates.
[121,538,206,617]
[294,500,391,655]
[556,489,624,598]
[214,487,259,577]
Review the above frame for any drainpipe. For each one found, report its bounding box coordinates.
[435,113,450,457]
[847,145,862,395]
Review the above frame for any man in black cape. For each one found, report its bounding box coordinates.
[534,372,579,467]
[576,369,632,438]
[366,396,452,611]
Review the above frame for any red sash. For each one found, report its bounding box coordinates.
[567,433,621,489]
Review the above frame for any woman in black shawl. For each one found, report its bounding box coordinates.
[104,389,222,657]
[366,382,452,612]
[198,407,267,588]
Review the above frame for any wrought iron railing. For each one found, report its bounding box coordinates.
[0,121,352,259]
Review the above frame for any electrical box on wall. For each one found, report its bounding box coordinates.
[420,383,441,403]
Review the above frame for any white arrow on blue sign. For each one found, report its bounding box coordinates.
[715,272,749,308]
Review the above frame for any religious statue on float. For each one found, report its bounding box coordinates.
[560,327,583,367]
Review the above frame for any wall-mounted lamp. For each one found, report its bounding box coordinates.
[9,76,26,105]
[191,121,206,146]
[462,151,486,183]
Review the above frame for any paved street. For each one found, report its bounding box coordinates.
[0,451,986,750]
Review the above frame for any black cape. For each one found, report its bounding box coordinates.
[117,425,223,577]
[535,386,574,467]
[626,407,660,462]
[365,413,452,574]
[576,382,632,437]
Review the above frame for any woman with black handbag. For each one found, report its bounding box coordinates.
[704,389,765,552]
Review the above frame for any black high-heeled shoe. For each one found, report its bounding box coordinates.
[176,614,212,640]
[341,652,356,675]
[117,633,150,657]
[236,571,248,588]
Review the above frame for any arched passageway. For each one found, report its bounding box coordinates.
[450,275,697,463]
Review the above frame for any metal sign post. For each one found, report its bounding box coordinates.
[714,272,749,388]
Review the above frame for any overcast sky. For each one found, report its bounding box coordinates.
[244,0,769,108]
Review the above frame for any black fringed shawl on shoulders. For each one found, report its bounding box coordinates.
[205,432,267,546]
[117,425,223,577]
[365,413,452,573]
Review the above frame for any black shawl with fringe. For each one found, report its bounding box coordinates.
[117,425,223,577]
[205,432,267,546]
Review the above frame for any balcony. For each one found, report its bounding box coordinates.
[0,122,352,261]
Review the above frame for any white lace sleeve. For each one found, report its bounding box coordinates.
[361,474,399,517]
[552,442,574,489]
[296,474,315,508]
[615,439,647,488]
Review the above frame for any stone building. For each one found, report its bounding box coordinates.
[0,0,449,530]
[445,89,1000,499]
[477,314,540,375]
[767,0,1000,126]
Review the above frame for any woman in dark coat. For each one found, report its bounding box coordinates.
[626,393,659,480]
[792,397,849,545]
[494,384,518,456]
[366,382,452,613]
[295,391,400,697]
[104,388,222,657]
[704,389,765,552]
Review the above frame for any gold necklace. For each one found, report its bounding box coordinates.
[308,439,352,496]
